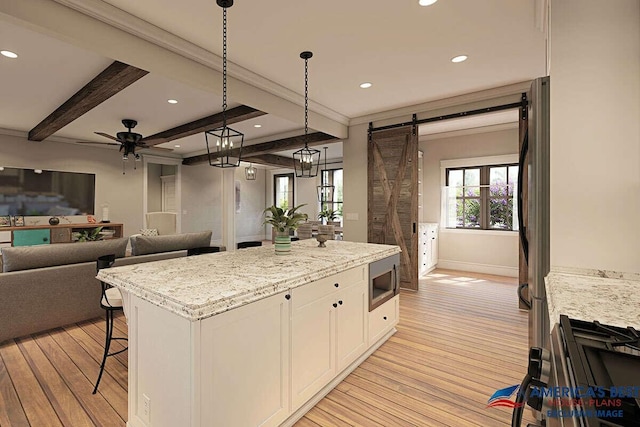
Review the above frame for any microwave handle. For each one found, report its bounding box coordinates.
[393,264,398,293]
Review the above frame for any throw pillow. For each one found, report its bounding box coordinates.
[140,228,158,236]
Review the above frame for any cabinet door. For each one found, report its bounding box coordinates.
[335,280,368,372]
[290,287,336,411]
[12,229,50,246]
[201,292,290,427]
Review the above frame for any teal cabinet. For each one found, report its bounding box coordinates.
[13,229,50,246]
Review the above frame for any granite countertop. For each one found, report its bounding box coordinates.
[545,267,640,329]
[97,239,400,321]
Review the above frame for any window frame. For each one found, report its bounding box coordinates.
[440,154,519,233]
[273,173,294,210]
[320,167,343,219]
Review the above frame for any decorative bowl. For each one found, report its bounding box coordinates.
[316,233,328,248]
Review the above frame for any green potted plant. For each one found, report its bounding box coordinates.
[74,226,103,242]
[263,204,308,255]
[318,207,338,225]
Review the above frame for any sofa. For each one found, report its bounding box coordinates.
[0,231,216,343]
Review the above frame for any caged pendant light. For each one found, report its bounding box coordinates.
[245,163,256,180]
[293,51,320,178]
[205,0,244,168]
[316,147,334,203]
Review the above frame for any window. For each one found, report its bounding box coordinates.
[320,168,343,220]
[273,173,294,209]
[445,163,519,230]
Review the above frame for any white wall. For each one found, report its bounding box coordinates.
[0,132,145,235]
[421,127,519,276]
[234,166,266,242]
[342,122,369,242]
[550,0,640,273]
[180,162,223,244]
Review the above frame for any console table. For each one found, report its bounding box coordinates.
[0,223,124,247]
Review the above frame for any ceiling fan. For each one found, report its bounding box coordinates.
[77,119,172,159]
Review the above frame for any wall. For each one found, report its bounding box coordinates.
[0,132,145,235]
[233,166,266,242]
[180,162,223,244]
[147,162,162,212]
[421,127,519,276]
[550,0,640,273]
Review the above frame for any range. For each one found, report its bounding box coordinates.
[513,315,640,427]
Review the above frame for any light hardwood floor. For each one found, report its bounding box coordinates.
[0,269,535,426]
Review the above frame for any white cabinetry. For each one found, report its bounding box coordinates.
[368,295,399,346]
[419,223,438,275]
[290,266,367,411]
[201,291,290,427]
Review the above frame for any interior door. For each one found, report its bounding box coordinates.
[368,125,418,290]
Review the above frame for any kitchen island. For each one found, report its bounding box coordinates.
[97,239,401,427]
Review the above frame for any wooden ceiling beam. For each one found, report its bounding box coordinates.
[28,61,148,141]
[141,105,266,146]
[182,132,338,166]
[242,154,296,168]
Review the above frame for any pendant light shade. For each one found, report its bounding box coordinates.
[206,0,244,168]
[293,51,320,178]
[245,163,256,180]
[317,147,335,203]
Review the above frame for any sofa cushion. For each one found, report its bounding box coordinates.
[1,238,128,272]
[132,231,212,256]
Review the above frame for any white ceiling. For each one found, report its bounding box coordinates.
[0,0,546,162]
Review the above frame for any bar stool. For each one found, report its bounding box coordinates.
[187,246,222,256]
[237,241,262,249]
[93,254,127,394]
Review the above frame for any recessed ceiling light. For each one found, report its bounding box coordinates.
[34,169,43,174]
[419,0,438,6]
[1,50,18,59]
[360,82,372,89]
[451,55,468,63]
[174,144,181,148]
[254,124,262,128]
[167,99,178,104]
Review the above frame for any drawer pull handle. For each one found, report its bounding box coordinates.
[334,283,339,288]
[383,316,387,320]
[332,303,338,308]
[285,294,291,300]
[338,300,343,305]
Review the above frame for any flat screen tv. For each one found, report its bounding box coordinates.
[0,167,95,216]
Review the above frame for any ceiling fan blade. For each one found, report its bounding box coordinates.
[94,131,119,142]
[75,141,121,147]
[139,144,174,152]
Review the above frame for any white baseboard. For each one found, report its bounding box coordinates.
[435,260,518,278]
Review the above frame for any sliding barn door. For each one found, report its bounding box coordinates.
[368,125,419,291]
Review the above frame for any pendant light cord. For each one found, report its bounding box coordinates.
[222,6,228,129]
[304,55,309,147]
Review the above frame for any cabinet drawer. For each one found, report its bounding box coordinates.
[12,229,50,246]
[50,227,71,243]
[368,295,399,346]
[292,265,366,309]
[0,230,11,242]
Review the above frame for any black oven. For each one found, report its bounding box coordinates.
[369,254,400,312]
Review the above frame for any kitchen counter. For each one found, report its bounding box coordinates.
[97,239,399,321]
[101,239,401,427]
[545,266,640,329]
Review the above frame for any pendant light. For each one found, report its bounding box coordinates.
[205,0,244,168]
[316,147,334,203]
[293,51,320,178]
[245,163,256,180]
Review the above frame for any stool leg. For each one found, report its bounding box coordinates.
[93,309,114,394]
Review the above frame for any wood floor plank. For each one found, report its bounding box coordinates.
[0,340,63,426]
[15,335,94,427]
[303,406,353,427]
[0,344,30,427]
[51,327,128,419]
[36,331,126,426]
[324,388,418,427]
[293,416,322,427]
